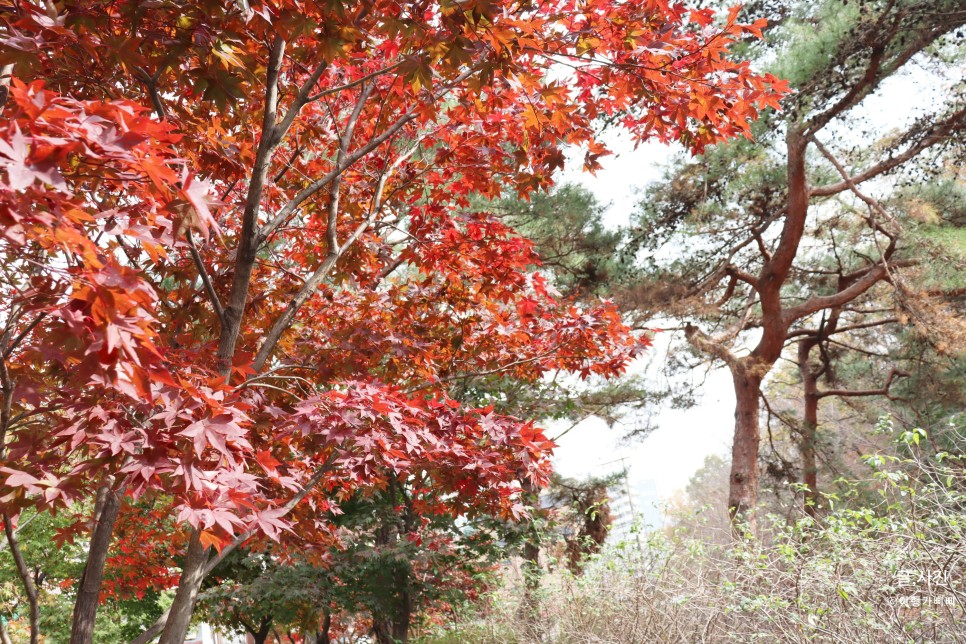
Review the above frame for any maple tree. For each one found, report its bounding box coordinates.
[0,0,784,641]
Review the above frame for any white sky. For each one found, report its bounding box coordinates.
[550,133,735,516]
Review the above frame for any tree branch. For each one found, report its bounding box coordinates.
[186,231,225,327]
[258,66,478,244]
[817,367,908,399]
[251,141,420,371]
[684,323,740,369]
[1,312,47,362]
[214,35,286,379]
[786,317,898,340]
[810,105,966,197]
[326,82,374,254]
[783,262,890,324]
[132,452,339,644]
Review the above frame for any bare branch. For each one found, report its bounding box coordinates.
[810,106,966,197]
[258,67,478,244]
[133,65,166,120]
[786,317,898,340]
[185,232,225,327]
[684,323,740,369]
[817,367,909,399]
[307,61,404,102]
[783,262,890,324]
[803,45,885,139]
[251,139,421,371]
[273,59,330,144]
[326,82,375,254]
[1,313,47,362]
[725,264,760,290]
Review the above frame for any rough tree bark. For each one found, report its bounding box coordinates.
[2,514,39,644]
[158,530,209,644]
[686,119,905,531]
[798,337,821,517]
[519,476,542,621]
[247,616,272,644]
[671,2,966,532]
[729,366,764,527]
[69,482,124,644]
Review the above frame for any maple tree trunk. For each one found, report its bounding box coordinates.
[306,610,332,644]
[394,595,411,644]
[372,618,395,644]
[2,513,39,644]
[70,483,123,644]
[248,616,272,644]
[129,609,167,644]
[157,529,209,644]
[320,609,332,644]
[384,557,413,643]
[372,504,412,644]
[373,602,410,644]
[729,366,762,533]
[0,619,12,644]
[147,42,280,640]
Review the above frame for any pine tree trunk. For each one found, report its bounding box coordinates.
[519,477,541,620]
[729,366,762,533]
[799,352,820,518]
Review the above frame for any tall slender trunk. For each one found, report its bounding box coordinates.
[70,483,124,644]
[158,529,209,644]
[729,364,762,533]
[320,609,332,644]
[722,127,808,533]
[153,41,286,644]
[519,477,541,620]
[2,514,39,644]
[798,339,820,517]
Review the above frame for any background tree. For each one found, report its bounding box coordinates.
[623,0,966,526]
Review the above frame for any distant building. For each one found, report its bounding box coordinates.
[184,623,248,644]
